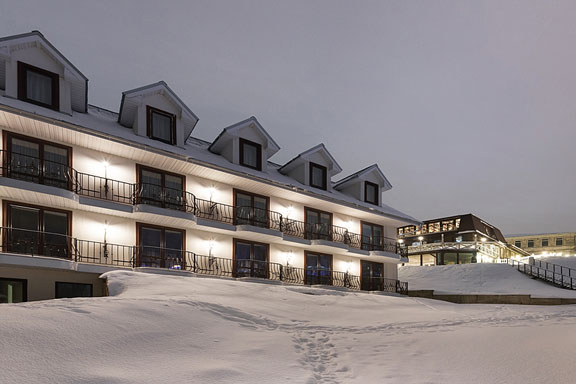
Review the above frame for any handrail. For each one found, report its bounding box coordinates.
[506,259,576,290]
[0,226,409,294]
[0,151,404,255]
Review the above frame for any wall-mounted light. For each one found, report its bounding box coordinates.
[284,205,294,219]
[284,250,293,266]
[481,237,487,243]
[102,161,110,195]
[103,220,109,258]
[397,238,404,244]
[208,186,217,202]
[346,261,353,273]
[418,236,424,241]
[207,239,216,257]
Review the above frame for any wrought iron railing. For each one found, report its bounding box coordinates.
[0,227,408,294]
[0,152,404,255]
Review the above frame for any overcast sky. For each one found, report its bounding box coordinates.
[1,0,575,235]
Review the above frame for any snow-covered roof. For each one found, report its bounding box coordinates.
[278,143,343,176]
[334,164,393,192]
[118,81,199,138]
[208,116,280,157]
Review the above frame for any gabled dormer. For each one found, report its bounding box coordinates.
[279,144,342,192]
[334,164,392,206]
[0,31,88,114]
[118,81,198,147]
[208,117,280,172]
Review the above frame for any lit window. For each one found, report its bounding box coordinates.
[364,181,379,205]
[556,238,563,246]
[18,62,59,110]
[239,138,262,170]
[542,239,549,247]
[309,163,327,190]
[455,218,461,229]
[147,106,175,144]
[527,240,534,248]
[514,240,521,248]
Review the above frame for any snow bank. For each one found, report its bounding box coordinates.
[399,263,576,298]
[1,270,576,384]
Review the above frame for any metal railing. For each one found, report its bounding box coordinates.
[0,152,404,255]
[0,227,408,294]
[506,259,576,290]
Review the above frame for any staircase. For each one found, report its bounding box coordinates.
[506,259,576,290]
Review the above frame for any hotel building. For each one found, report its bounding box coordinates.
[505,232,576,257]
[0,31,418,303]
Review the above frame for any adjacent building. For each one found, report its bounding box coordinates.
[397,213,528,266]
[0,31,418,303]
[505,233,576,256]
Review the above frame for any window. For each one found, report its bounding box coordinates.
[18,62,59,110]
[305,208,332,241]
[5,133,71,190]
[361,222,384,251]
[239,138,262,170]
[305,252,332,285]
[514,240,522,248]
[147,106,176,145]
[428,222,441,233]
[55,282,93,299]
[556,238,563,246]
[5,202,71,258]
[361,261,384,291]
[137,224,184,269]
[542,239,549,247]
[137,166,185,210]
[234,190,269,228]
[233,239,268,278]
[309,162,327,190]
[364,181,379,205]
[0,278,27,303]
[527,240,534,248]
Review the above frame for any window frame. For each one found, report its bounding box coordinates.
[136,164,186,210]
[304,207,333,241]
[3,200,72,258]
[233,189,270,227]
[17,61,60,111]
[361,221,385,251]
[527,239,534,248]
[238,138,262,171]
[55,282,93,299]
[4,132,73,190]
[136,222,186,269]
[146,106,177,145]
[304,251,333,285]
[514,240,522,248]
[309,162,328,190]
[556,238,564,246]
[0,277,28,303]
[233,238,270,278]
[542,239,549,247]
[364,181,379,205]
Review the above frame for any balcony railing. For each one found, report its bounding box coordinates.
[0,227,408,294]
[0,152,405,256]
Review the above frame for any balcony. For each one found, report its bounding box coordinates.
[0,152,405,256]
[0,227,408,294]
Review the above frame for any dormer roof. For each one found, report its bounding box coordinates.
[118,81,199,138]
[0,30,88,112]
[208,116,280,157]
[334,164,392,192]
[279,143,342,176]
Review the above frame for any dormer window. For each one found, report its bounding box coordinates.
[364,181,379,205]
[310,162,327,190]
[18,62,59,110]
[239,138,262,171]
[147,106,176,145]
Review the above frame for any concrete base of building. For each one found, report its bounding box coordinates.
[408,290,576,305]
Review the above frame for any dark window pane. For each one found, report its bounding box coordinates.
[55,282,92,299]
[235,242,251,260]
[11,139,40,183]
[165,230,183,269]
[140,227,162,267]
[151,111,173,143]
[310,163,326,189]
[27,70,53,105]
[9,206,39,255]
[0,279,26,303]
[241,141,259,169]
[365,182,378,204]
[44,211,69,258]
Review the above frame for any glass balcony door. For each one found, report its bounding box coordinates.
[138,167,185,210]
[5,203,70,258]
[305,208,332,241]
[305,252,332,285]
[138,225,184,269]
[361,222,384,251]
[7,135,71,190]
[234,191,269,228]
[233,240,268,278]
[361,261,384,291]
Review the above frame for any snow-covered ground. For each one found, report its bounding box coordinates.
[399,263,576,298]
[2,270,576,383]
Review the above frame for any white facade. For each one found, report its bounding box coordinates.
[0,31,418,302]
